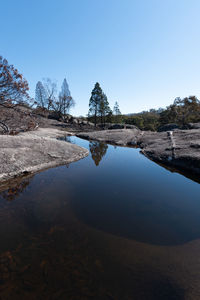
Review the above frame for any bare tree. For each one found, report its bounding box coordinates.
[35,81,47,108]
[59,78,75,117]
[42,78,57,110]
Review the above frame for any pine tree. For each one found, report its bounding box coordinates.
[113,101,121,115]
[89,141,108,166]
[99,93,112,125]
[113,101,122,123]
[35,81,47,108]
[88,82,103,126]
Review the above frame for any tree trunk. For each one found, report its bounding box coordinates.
[94,112,97,127]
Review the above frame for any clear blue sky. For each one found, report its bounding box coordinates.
[1,0,200,116]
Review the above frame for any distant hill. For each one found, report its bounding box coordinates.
[124,108,164,117]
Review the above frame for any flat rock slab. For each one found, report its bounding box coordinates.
[19,127,72,139]
[77,128,200,176]
[77,129,141,146]
[0,128,88,183]
[140,129,200,175]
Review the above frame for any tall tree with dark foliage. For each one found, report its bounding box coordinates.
[88,82,103,126]
[89,82,112,126]
[99,93,112,125]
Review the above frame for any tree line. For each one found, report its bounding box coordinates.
[123,96,200,131]
[1,55,200,131]
[0,56,122,125]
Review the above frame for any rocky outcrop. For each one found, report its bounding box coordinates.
[0,104,38,134]
[158,123,180,132]
[77,128,141,146]
[140,129,200,175]
[97,123,138,130]
[0,128,89,183]
[186,123,200,129]
[77,128,200,176]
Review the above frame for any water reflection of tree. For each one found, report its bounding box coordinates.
[59,136,74,143]
[89,141,108,166]
[0,176,33,201]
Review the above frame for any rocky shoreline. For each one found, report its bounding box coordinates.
[77,128,200,178]
[139,129,200,176]
[0,128,89,184]
[1,114,200,187]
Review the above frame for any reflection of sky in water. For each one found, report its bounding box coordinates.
[1,136,200,246]
[1,136,200,298]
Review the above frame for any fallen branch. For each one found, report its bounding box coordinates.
[0,121,10,134]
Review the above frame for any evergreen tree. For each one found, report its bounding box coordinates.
[113,101,122,123]
[160,96,200,125]
[113,101,121,115]
[89,141,108,166]
[88,82,103,126]
[99,93,112,125]
[89,83,112,126]
[35,81,47,108]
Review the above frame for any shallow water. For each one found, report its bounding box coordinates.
[0,136,200,299]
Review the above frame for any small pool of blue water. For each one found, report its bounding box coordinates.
[0,136,199,299]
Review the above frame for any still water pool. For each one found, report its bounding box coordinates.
[0,136,200,299]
